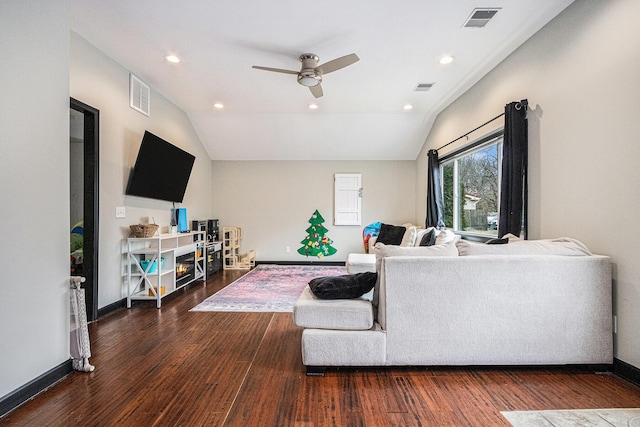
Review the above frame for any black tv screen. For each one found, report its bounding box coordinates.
[125,131,196,203]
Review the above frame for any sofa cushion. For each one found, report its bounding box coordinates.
[346,253,377,274]
[456,237,592,256]
[376,223,406,245]
[374,240,460,274]
[293,286,374,330]
[301,325,386,366]
[373,241,459,308]
[309,272,377,299]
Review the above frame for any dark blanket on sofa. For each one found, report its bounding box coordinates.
[308,272,377,299]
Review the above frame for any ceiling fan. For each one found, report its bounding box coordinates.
[252,53,359,98]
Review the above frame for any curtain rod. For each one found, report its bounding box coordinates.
[434,99,527,153]
[434,112,505,153]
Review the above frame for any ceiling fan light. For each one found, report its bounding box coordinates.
[298,76,320,87]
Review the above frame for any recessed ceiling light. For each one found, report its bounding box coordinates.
[213,103,224,109]
[439,55,455,65]
[308,104,318,110]
[403,104,413,110]
[164,54,181,63]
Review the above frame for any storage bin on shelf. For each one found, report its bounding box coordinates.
[140,257,164,274]
[148,286,166,296]
[129,223,159,238]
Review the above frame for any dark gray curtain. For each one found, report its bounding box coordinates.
[426,149,445,229]
[498,100,528,238]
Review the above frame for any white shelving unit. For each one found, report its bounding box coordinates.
[126,231,206,308]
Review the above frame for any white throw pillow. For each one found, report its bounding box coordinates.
[400,226,418,246]
[434,229,457,245]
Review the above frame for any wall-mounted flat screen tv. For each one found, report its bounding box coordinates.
[125,131,196,203]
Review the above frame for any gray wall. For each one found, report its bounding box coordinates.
[0,0,70,397]
[212,161,416,261]
[70,32,213,308]
[416,0,640,369]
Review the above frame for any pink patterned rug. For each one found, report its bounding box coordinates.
[190,264,347,312]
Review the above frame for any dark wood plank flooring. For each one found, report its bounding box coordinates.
[3,269,640,426]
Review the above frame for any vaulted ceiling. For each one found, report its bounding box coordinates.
[70,0,574,160]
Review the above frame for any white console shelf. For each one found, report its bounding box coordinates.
[126,231,206,308]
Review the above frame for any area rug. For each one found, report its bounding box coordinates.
[502,408,640,426]
[190,264,347,313]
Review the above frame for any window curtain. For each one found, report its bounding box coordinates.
[498,99,528,238]
[426,149,445,229]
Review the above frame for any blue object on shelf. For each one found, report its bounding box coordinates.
[141,258,164,274]
[173,208,188,233]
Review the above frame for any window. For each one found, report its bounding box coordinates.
[441,132,502,236]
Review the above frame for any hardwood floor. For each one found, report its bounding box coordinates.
[3,269,640,426]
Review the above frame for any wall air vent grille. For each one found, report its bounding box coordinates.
[129,73,150,116]
[463,8,500,28]
[414,83,434,92]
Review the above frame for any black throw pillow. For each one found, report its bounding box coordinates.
[418,228,436,246]
[376,223,406,245]
[486,237,509,245]
[308,272,377,300]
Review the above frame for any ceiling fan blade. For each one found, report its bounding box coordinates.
[316,53,359,75]
[252,65,299,75]
[309,84,323,98]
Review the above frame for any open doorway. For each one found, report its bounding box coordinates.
[70,98,99,321]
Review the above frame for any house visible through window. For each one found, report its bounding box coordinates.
[440,131,502,236]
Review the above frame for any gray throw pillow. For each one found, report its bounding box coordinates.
[485,237,509,245]
[418,228,436,246]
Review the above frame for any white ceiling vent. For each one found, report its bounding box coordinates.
[463,8,500,28]
[129,73,150,116]
[414,83,434,92]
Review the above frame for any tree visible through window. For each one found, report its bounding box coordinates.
[441,134,502,235]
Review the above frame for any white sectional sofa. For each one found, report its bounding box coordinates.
[293,237,613,374]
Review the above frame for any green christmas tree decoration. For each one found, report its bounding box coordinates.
[298,210,337,258]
